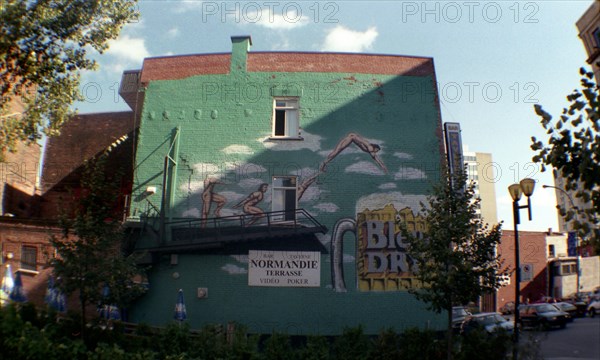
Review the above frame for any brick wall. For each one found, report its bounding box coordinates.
[40,111,137,219]
[497,230,549,310]
[0,219,60,305]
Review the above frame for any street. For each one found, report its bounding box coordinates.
[524,316,600,360]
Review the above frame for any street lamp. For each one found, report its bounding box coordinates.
[508,178,535,350]
[542,184,581,298]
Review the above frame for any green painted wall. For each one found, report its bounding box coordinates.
[128,51,445,334]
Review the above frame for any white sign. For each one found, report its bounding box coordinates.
[521,263,533,282]
[248,250,320,287]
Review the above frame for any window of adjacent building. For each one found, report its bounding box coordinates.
[272,98,299,138]
[593,27,600,48]
[559,263,577,276]
[21,246,37,271]
[272,176,297,221]
[548,244,555,258]
[570,264,577,274]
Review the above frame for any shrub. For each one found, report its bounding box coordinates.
[331,326,372,360]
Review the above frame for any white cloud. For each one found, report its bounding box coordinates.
[244,7,310,30]
[166,27,180,38]
[98,34,150,76]
[321,25,378,52]
[172,1,203,14]
[271,36,291,50]
[105,35,149,72]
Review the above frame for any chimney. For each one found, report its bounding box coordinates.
[548,227,552,235]
[230,35,252,74]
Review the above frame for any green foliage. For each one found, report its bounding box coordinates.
[49,145,146,328]
[297,335,330,360]
[0,307,522,360]
[398,327,445,360]
[331,325,372,360]
[368,328,402,360]
[531,68,600,252]
[402,167,504,315]
[263,332,293,360]
[156,323,192,359]
[455,329,512,360]
[401,167,503,360]
[0,0,138,156]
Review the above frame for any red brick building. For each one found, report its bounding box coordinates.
[1,111,137,307]
[496,230,550,311]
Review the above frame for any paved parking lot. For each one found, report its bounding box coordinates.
[528,316,600,360]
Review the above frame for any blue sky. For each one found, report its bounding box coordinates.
[75,0,596,232]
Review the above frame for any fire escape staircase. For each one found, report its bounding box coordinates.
[136,209,328,253]
[128,125,328,255]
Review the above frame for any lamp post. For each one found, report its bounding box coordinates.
[542,184,581,298]
[508,178,535,352]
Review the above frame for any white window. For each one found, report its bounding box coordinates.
[272,98,299,138]
[272,176,297,221]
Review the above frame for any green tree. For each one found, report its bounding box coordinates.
[531,68,600,252]
[0,0,138,157]
[49,140,145,337]
[402,168,503,360]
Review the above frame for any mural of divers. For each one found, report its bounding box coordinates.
[201,177,226,227]
[298,132,388,201]
[234,183,269,226]
[298,132,389,292]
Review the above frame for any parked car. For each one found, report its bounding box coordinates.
[461,312,514,335]
[564,299,590,317]
[500,301,515,315]
[552,302,577,321]
[588,299,600,317]
[519,303,569,330]
[452,306,472,331]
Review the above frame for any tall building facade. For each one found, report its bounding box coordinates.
[577,0,600,81]
[121,36,447,334]
[549,0,600,233]
[463,150,498,226]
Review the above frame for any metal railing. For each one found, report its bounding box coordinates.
[137,209,327,252]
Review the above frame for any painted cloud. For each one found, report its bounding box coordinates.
[313,203,339,213]
[221,264,248,275]
[221,145,255,155]
[345,161,385,176]
[394,167,427,180]
[394,152,414,159]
